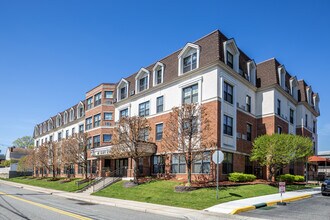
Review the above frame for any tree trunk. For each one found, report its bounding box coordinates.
[268,166,273,182]
[52,165,56,179]
[187,162,192,186]
[133,157,139,184]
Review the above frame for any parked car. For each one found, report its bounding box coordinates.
[321,179,330,196]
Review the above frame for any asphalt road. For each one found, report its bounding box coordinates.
[0,183,177,220]
[239,194,330,220]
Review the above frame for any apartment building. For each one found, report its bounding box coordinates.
[33,29,320,181]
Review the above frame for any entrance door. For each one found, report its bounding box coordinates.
[115,159,128,177]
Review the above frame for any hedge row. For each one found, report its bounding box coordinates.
[277,174,305,183]
[228,172,257,182]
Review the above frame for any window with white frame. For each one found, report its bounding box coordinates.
[120,87,127,100]
[64,112,68,124]
[178,43,200,75]
[56,115,62,127]
[139,128,149,141]
[153,62,164,86]
[104,112,113,120]
[224,39,240,72]
[139,77,148,92]
[77,103,84,118]
[182,84,198,104]
[136,69,149,93]
[120,108,128,118]
[183,52,197,73]
[69,109,74,122]
[117,79,129,101]
[94,92,102,107]
[156,96,164,113]
[94,114,101,127]
[246,95,251,113]
[85,117,92,130]
[224,82,233,104]
[223,115,233,136]
[226,51,233,68]
[87,97,93,110]
[139,101,150,117]
[104,91,113,99]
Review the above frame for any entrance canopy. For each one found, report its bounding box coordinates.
[308,155,330,163]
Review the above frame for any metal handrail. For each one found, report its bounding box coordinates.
[92,166,127,193]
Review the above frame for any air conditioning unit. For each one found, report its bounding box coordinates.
[242,134,247,140]
[130,90,135,95]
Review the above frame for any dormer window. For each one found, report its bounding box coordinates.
[178,43,200,75]
[48,119,53,131]
[135,68,150,93]
[278,66,286,89]
[247,60,256,86]
[226,51,233,68]
[223,39,240,72]
[153,62,164,86]
[56,114,62,127]
[117,78,129,101]
[306,86,312,105]
[77,102,85,118]
[69,108,74,122]
[64,111,68,124]
[183,52,197,73]
[313,93,320,113]
[290,77,298,100]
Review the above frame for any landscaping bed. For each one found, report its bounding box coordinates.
[93,180,315,210]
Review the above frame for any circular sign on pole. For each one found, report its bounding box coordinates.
[212,150,224,164]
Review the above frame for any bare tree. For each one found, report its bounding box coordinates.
[35,142,59,179]
[61,133,89,179]
[17,149,35,175]
[112,116,156,184]
[163,103,215,186]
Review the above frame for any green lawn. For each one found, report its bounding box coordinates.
[2,176,90,192]
[93,180,313,210]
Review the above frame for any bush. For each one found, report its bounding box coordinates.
[277,174,304,183]
[228,173,256,182]
[294,175,305,182]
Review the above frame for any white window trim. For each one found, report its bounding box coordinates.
[178,43,200,76]
[179,76,203,104]
[69,108,75,122]
[223,39,240,73]
[289,76,298,100]
[277,65,286,89]
[247,60,256,86]
[135,68,150,93]
[77,101,85,118]
[153,62,164,86]
[117,78,129,101]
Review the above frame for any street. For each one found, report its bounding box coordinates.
[239,194,330,220]
[0,183,177,220]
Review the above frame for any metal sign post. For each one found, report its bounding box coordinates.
[212,150,224,200]
[277,182,286,205]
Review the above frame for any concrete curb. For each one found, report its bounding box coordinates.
[230,194,312,215]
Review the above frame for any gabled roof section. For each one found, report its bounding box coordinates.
[152,61,164,71]
[135,68,150,80]
[177,43,200,58]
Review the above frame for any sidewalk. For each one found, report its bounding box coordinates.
[0,179,258,220]
[205,187,321,215]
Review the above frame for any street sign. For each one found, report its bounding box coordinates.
[279,182,286,193]
[212,150,224,164]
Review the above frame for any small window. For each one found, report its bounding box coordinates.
[172,154,186,173]
[120,86,127,100]
[182,84,198,104]
[313,121,316,133]
[155,123,163,141]
[85,117,92,130]
[79,124,84,133]
[139,77,148,92]
[224,82,233,104]
[105,91,113,99]
[87,97,93,110]
[49,136,53,142]
[246,95,251,113]
[222,152,233,174]
[156,69,162,84]
[277,99,281,115]
[93,135,100,147]
[139,101,150,117]
[223,115,233,136]
[103,134,112,142]
[120,108,128,118]
[94,114,101,127]
[65,130,69,139]
[305,114,308,127]
[87,138,92,149]
[94,93,102,107]
[156,96,164,113]
[290,109,294,124]
[277,126,282,134]
[72,127,75,135]
[192,151,210,174]
[58,132,62,141]
[104,112,113,120]
[247,124,252,141]
[227,51,233,68]
[183,52,197,73]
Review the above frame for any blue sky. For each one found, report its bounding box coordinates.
[0,0,329,153]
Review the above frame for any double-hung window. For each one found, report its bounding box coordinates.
[246,123,252,141]
[222,152,233,174]
[182,84,198,104]
[156,96,164,113]
[94,114,101,128]
[120,86,127,100]
[277,99,281,115]
[156,69,162,84]
[85,117,92,130]
[224,82,233,104]
[139,101,150,117]
[290,109,294,124]
[246,95,251,113]
[120,108,128,118]
[93,135,100,147]
[79,124,84,133]
[139,128,149,141]
[227,51,233,68]
[105,91,113,99]
[104,112,113,120]
[223,115,233,136]
[139,77,148,92]
[183,52,197,73]
[305,114,308,127]
[152,155,165,174]
[94,92,102,107]
[65,130,69,139]
[87,137,92,149]
[58,132,62,141]
[87,97,93,110]
[192,151,211,174]
[155,123,163,141]
[172,154,186,173]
